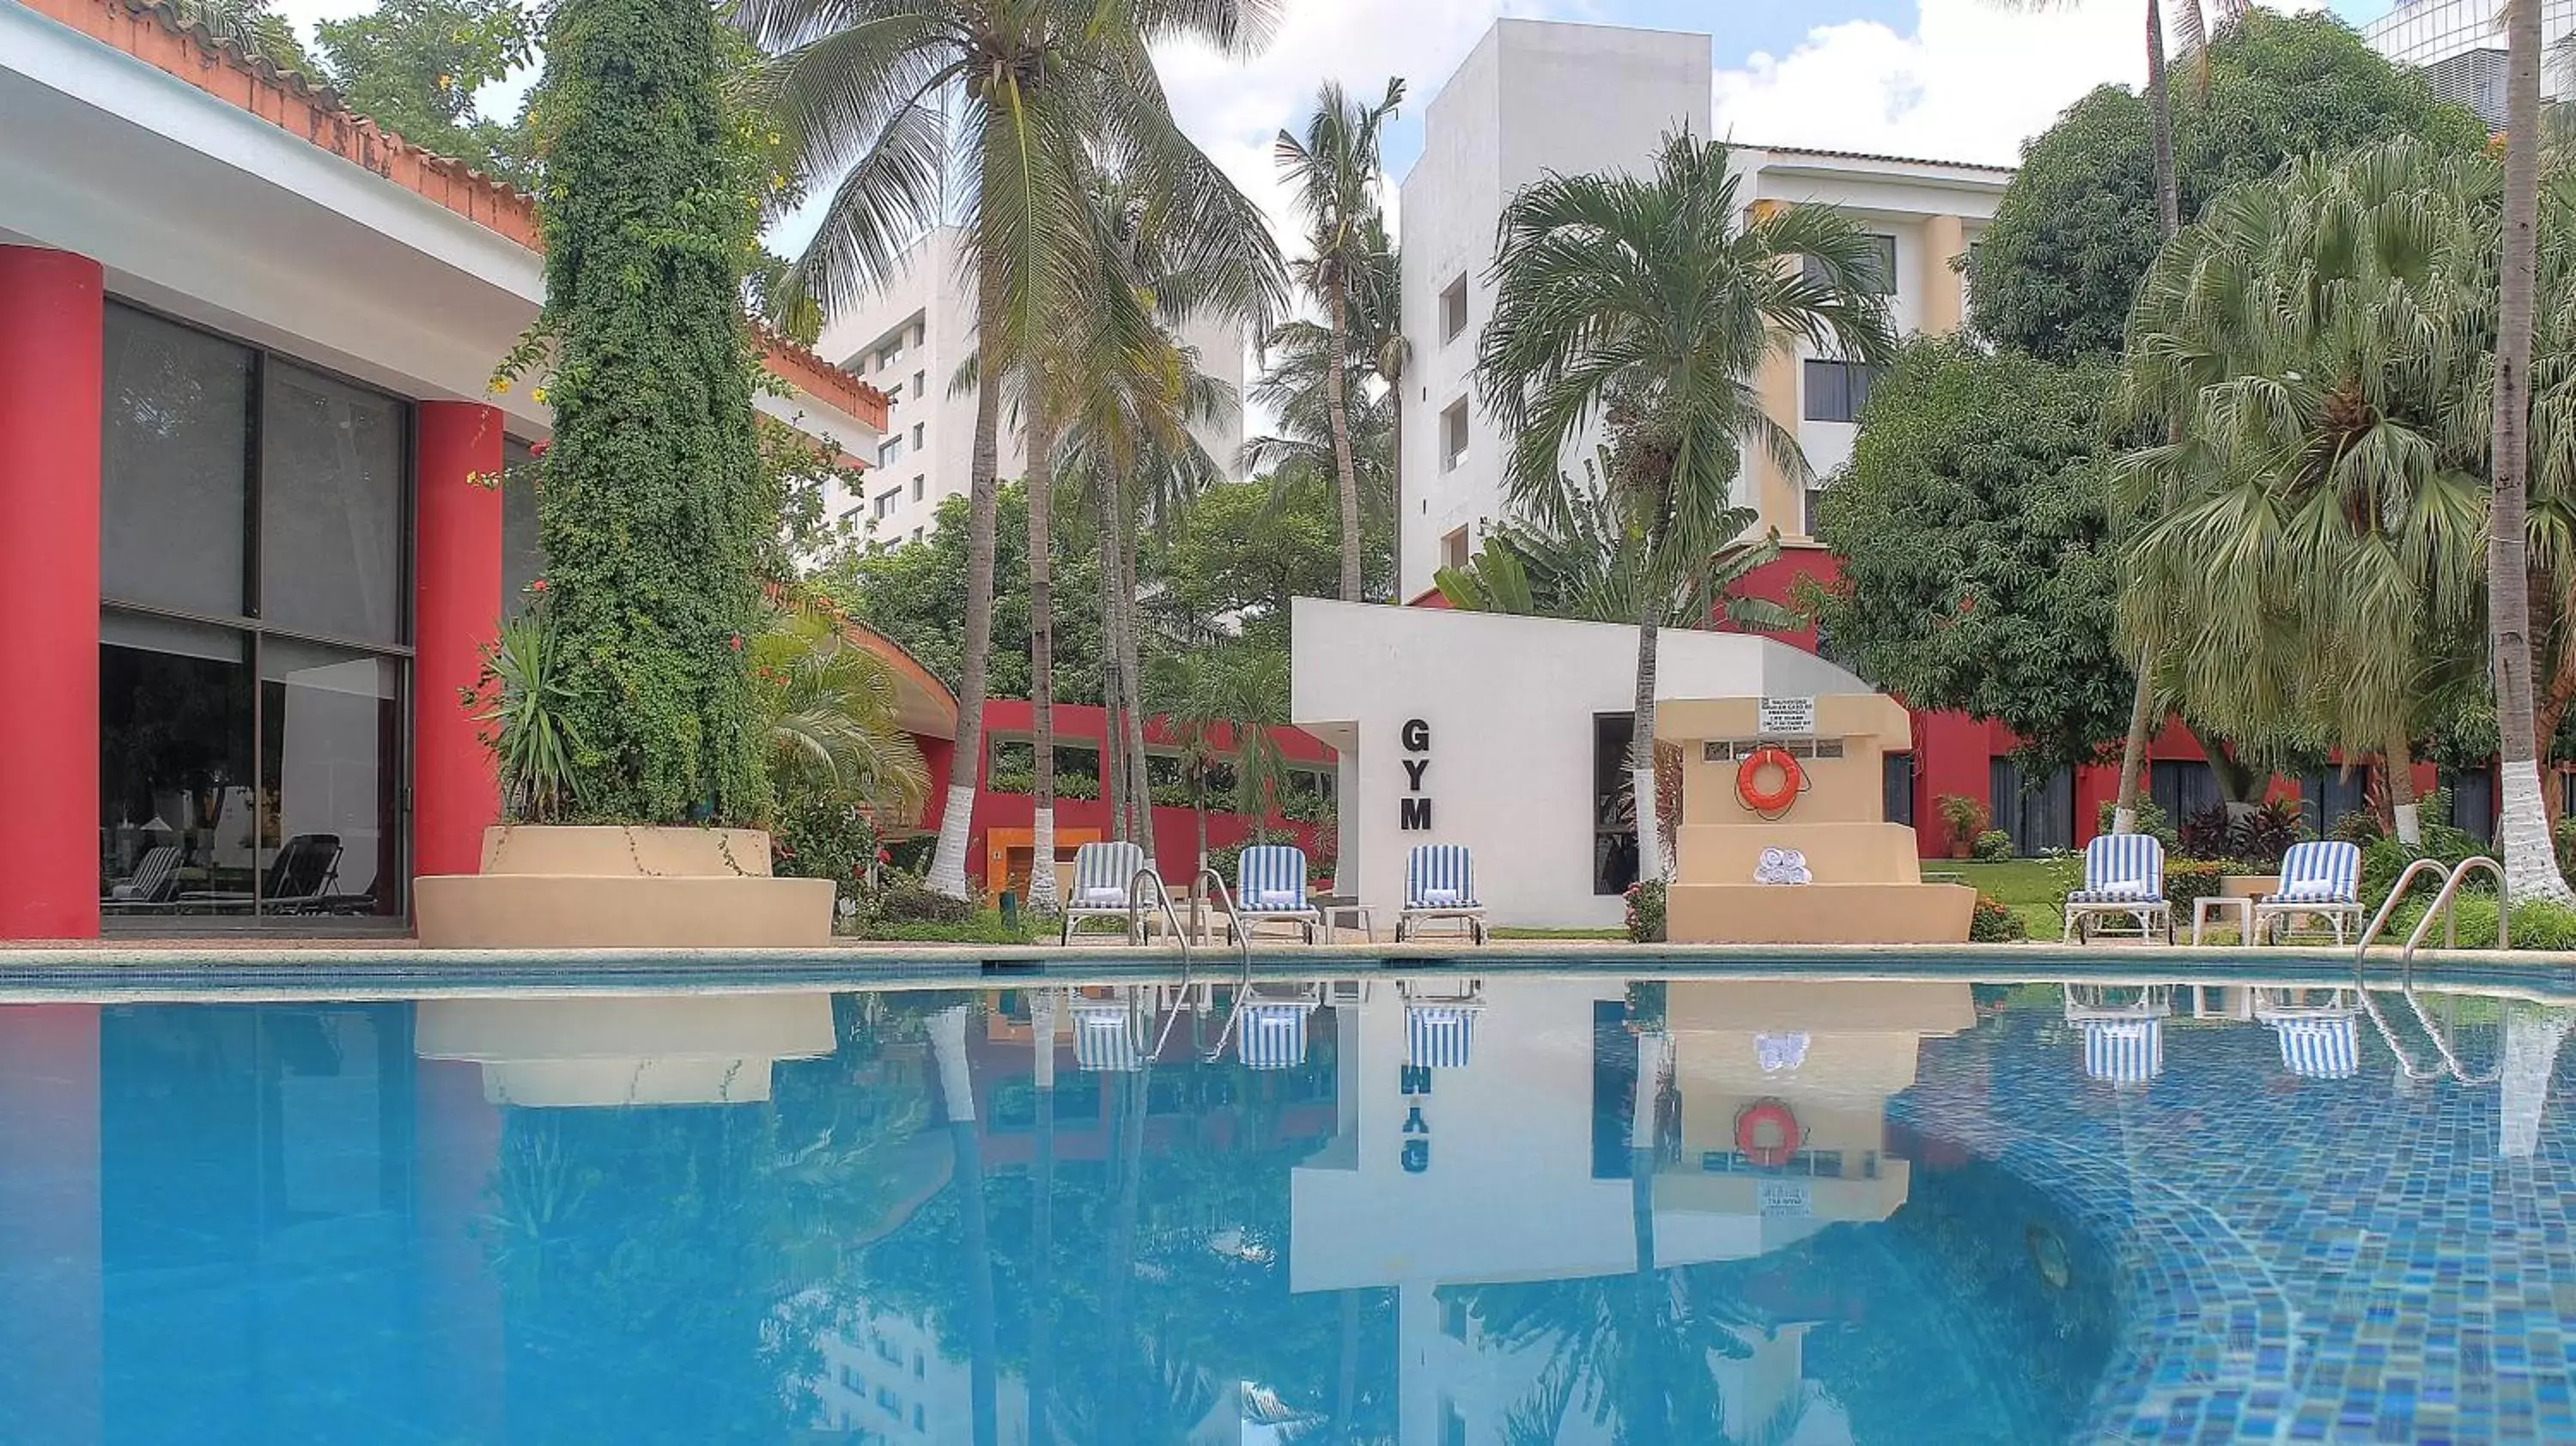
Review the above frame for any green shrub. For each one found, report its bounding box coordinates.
[1625,878,1668,943]
[867,874,974,927]
[1935,793,1990,853]
[856,909,1037,945]
[2330,809,2385,847]
[2093,797,2178,851]
[770,795,880,922]
[2428,896,2576,951]
[1971,829,2015,863]
[2556,815,2576,880]
[1969,892,2027,942]
[986,768,1100,800]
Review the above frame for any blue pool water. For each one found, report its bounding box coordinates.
[0,969,2568,1444]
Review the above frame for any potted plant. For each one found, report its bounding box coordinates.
[1935,793,1990,860]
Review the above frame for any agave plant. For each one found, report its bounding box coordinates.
[469,604,584,823]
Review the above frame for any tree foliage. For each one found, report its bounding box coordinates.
[1151,474,1388,653]
[521,0,767,823]
[315,0,538,188]
[1810,336,2131,773]
[822,485,1108,710]
[1971,9,2488,361]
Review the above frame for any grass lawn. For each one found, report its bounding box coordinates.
[1944,859,2072,939]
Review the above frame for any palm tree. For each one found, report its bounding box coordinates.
[2491,0,2575,899]
[2117,143,2495,850]
[753,604,932,823]
[173,0,313,72]
[740,0,1284,899]
[926,1002,999,1446]
[1477,132,1890,882]
[1151,642,1292,920]
[1275,79,1404,603]
[1992,0,2243,833]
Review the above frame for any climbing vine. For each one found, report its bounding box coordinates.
[507,0,768,824]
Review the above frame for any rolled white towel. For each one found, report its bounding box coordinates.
[1079,886,1127,906]
[1419,886,1462,906]
[1255,888,1303,908]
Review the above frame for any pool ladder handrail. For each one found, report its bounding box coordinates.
[2351,854,2506,1084]
[1195,868,1255,990]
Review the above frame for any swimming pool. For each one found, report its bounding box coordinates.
[0,964,2566,1443]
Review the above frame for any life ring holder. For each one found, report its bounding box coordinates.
[1735,1098,1802,1169]
[1736,745,1805,817]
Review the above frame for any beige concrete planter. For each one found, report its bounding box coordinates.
[2220,874,2281,900]
[416,993,835,1105]
[414,824,834,949]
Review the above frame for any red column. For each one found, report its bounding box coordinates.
[0,248,104,941]
[412,403,506,883]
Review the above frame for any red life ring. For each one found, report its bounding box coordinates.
[1735,1099,1801,1168]
[1737,747,1802,816]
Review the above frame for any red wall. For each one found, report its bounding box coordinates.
[911,702,1336,889]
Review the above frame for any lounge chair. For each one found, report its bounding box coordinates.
[101,845,179,912]
[2062,834,2172,944]
[2253,987,2363,1079]
[2065,984,2171,1085]
[179,833,341,914]
[1231,845,1324,945]
[1067,987,1152,1072]
[1061,841,1152,945]
[1394,844,1489,944]
[2252,840,2364,946]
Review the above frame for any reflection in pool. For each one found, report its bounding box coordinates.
[0,972,2566,1443]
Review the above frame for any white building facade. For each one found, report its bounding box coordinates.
[816,226,1249,548]
[2362,0,2576,129]
[1290,599,1874,931]
[1394,19,2010,603]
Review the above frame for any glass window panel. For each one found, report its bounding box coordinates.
[501,437,544,618]
[259,638,399,915]
[100,613,254,908]
[101,307,252,617]
[261,362,404,645]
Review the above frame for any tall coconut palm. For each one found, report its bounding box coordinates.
[1477,132,1890,882]
[2491,0,2575,899]
[740,0,1283,898]
[927,1002,999,1446]
[1994,0,2243,834]
[1275,78,1404,603]
[2117,143,2495,850]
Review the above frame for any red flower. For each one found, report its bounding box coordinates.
[530,578,549,593]
[728,635,744,653]
[876,848,891,863]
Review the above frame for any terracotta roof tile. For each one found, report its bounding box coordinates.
[25,0,886,428]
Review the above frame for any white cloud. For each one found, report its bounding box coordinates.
[1710,0,2145,167]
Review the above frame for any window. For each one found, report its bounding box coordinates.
[1802,360,1880,423]
[911,1404,925,1431]
[911,322,925,349]
[1440,276,1468,343]
[1802,485,1826,538]
[2298,768,2367,838]
[1440,525,1470,573]
[878,436,906,467]
[873,488,899,520]
[910,527,924,544]
[911,422,924,450]
[1804,234,1899,295]
[2450,769,2495,841]
[1441,1400,1467,1446]
[1990,758,2074,855]
[2149,761,2220,832]
[1440,398,1469,471]
[911,474,926,502]
[877,340,904,370]
[1884,752,1915,826]
[98,303,407,922]
[1439,1292,1471,1340]
[912,370,926,400]
[1594,714,1641,895]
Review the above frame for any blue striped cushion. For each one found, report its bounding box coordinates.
[2067,889,2166,905]
[2266,841,2359,904]
[1406,1006,1475,1068]
[1070,841,1148,906]
[1406,845,1478,908]
[2080,834,2164,899]
[1237,846,1309,910]
[2082,1018,2164,1083]
[1239,1002,1311,1069]
[2272,1015,2360,1079]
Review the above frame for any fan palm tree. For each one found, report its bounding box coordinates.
[1476,131,1890,882]
[1150,642,1291,917]
[1991,0,2243,835]
[2117,142,2495,849]
[1275,78,1404,603]
[738,0,1284,898]
[2491,0,2575,899]
[753,605,932,823]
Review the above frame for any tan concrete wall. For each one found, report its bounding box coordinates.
[1918,212,1966,336]
[1664,880,1977,944]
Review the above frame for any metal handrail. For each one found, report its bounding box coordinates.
[2354,856,2464,961]
[1125,867,1191,953]
[2399,856,2506,970]
[1197,868,1255,990]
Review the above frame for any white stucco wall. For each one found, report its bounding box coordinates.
[1291,598,1874,929]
